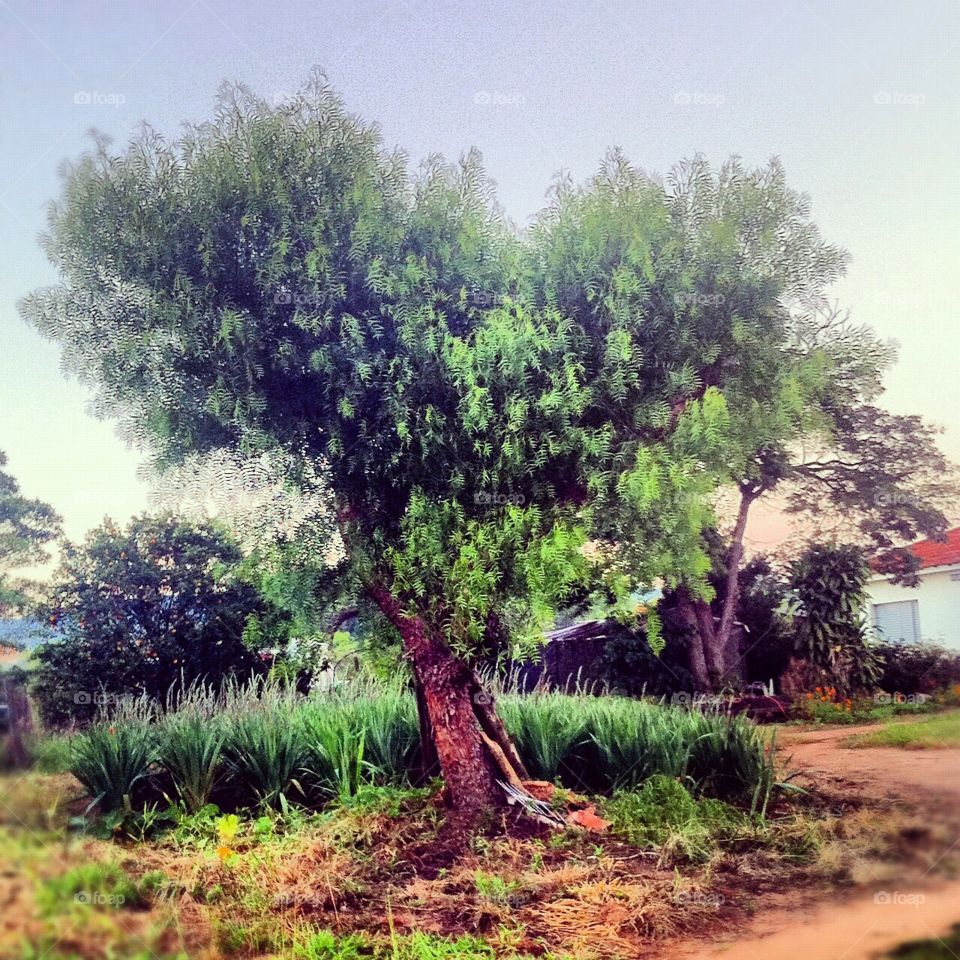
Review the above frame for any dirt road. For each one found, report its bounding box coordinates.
[673,720,960,960]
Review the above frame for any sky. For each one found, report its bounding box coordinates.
[0,0,958,556]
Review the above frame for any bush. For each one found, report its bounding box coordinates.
[874,640,960,695]
[158,710,226,814]
[790,543,879,694]
[32,514,284,726]
[71,705,157,813]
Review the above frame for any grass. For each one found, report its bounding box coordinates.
[602,775,756,864]
[0,766,951,960]
[842,709,960,749]
[884,925,960,959]
[63,678,778,819]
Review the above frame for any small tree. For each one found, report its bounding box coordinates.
[0,450,61,615]
[33,514,276,724]
[789,542,878,694]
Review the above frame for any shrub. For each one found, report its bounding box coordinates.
[69,678,776,818]
[790,542,879,693]
[32,514,282,726]
[223,686,308,808]
[158,710,226,814]
[874,640,960,695]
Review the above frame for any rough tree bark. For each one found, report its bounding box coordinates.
[367,582,528,812]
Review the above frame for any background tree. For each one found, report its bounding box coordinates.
[789,542,878,694]
[0,449,61,617]
[33,514,277,724]
[534,157,955,690]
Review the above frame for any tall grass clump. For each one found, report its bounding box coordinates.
[70,697,157,813]
[501,692,775,807]
[299,678,420,800]
[156,681,226,813]
[222,680,308,809]
[496,693,586,782]
[67,676,776,818]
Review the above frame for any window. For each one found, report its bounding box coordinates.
[871,600,921,643]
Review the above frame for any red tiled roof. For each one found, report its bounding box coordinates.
[874,526,960,571]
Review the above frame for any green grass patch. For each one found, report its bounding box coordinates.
[842,709,960,749]
[602,774,758,863]
[884,924,960,959]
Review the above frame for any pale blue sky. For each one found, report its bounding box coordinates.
[1,0,958,547]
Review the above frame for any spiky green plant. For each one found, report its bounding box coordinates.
[224,700,308,809]
[71,721,157,814]
[158,710,226,813]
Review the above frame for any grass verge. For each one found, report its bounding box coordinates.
[842,710,960,750]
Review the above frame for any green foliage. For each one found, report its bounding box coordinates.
[883,926,960,960]
[791,542,879,693]
[157,709,226,814]
[292,928,503,960]
[498,690,776,805]
[603,775,752,862]
[68,678,775,817]
[224,695,308,809]
[874,640,960,695]
[70,715,157,814]
[35,862,163,914]
[31,513,280,725]
[0,450,61,615]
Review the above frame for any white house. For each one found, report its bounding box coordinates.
[865,527,960,650]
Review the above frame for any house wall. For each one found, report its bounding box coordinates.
[865,566,960,649]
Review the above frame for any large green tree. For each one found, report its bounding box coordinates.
[22,74,748,809]
[530,157,955,689]
[29,72,937,803]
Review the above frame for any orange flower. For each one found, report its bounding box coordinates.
[216,846,234,861]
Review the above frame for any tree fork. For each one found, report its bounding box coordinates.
[367,582,526,810]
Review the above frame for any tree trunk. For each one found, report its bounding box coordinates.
[678,486,758,691]
[368,583,526,812]
[675,586,710,690]
[412,676,441,784]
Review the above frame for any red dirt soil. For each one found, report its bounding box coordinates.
[672,721,960,960]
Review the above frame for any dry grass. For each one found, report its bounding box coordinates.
[0,770,957,960]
